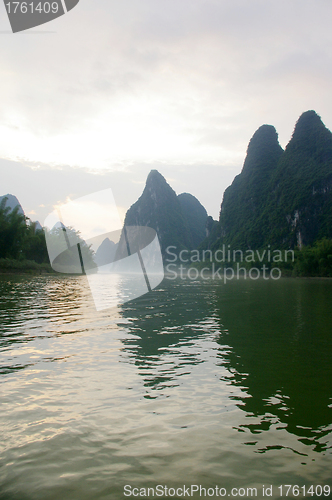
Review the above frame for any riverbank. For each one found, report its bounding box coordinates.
[0,258,54,275]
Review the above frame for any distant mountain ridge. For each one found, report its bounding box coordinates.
[94,237,117,267]
[0,193,50,264]
[0,194,25,216]
[0,193,44,232]
[4,110,331,270]
[123,170,208,255]
[205,110,332,251]
[178,193,208,248]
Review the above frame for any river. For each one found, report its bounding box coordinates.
[0,275,331,499]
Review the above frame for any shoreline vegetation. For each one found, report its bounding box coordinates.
[2,109,332,283]
[1,195,332,277]
[0,195,96,276]
[0,258,54,274]
[0,196,54,275]
[1,236,332,278]
[165,238,332,278]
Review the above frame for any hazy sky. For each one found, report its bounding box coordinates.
[1,0,332,222]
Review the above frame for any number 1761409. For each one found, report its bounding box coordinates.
[278,485,331,497]
[5,2,59,14]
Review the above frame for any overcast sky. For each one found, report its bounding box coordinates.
[1,0,332,223]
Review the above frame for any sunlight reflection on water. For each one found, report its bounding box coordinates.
[0,275,331,499]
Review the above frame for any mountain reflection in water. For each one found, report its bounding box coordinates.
[119,278,332,454]
[214,279,332,454]
[0,275,331,500]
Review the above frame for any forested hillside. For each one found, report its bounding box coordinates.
[203,111,332,276]
[0,196,50,272]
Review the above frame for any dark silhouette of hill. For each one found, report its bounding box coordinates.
[123,170,208,255]
[178,192,208,248]
[205,110,332,252]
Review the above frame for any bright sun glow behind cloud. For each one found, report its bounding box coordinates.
[0,92,240,169]
[2,0,332,173]
[44,189,123,251]
[1,0,332,221]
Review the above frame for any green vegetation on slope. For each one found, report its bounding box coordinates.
[261,111,332,248]
[201,111,332,277]
[292,238,332,277]
[0,197,51,272]
[205,111,332,254]
[0,197,96,274]
[218,124,284,249]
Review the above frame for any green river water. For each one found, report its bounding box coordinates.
[0,275,331,499]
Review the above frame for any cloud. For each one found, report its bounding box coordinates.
[0,157,236,222]
[0,0,332,216]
